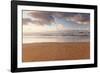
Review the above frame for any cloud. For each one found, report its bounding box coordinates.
[65,13,90,24]
[29,11,55,25]
[53,12,76,18]
[22,11,90,26]
[72,14,90,23]
[52,12,90,24]
[53,12,90,24]
[22,18,33,24]
[56,24,65,30]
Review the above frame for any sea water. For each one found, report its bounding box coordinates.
[23,35,90,44]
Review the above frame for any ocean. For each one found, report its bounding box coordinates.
[23,35,90,43]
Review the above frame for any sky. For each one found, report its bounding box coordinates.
[22,10,90,34]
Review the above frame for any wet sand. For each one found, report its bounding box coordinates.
[22,42,90,62]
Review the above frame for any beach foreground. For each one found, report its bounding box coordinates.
[22,42,90,62]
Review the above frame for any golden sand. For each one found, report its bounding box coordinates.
[22,42,90,62]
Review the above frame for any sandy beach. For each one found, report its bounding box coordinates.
[22,42,90,62]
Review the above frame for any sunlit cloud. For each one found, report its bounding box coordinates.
[56,24,66,30]
[23,23,59,33]
[23,23,47,33]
